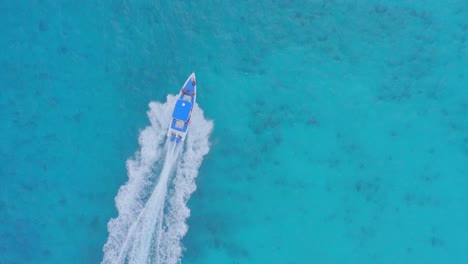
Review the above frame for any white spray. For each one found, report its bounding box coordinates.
[102,95,213,264]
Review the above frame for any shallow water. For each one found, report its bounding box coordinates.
[1,1,467,263]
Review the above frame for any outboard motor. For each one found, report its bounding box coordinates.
[170,134,175,142]
[176,136,181,144]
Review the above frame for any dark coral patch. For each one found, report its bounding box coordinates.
[58,196,67,207]
[430,236,444,247]
[354,179,381,202]
[39,21,49,32]
[59,46,68,54]
[42,249,51,257]
[373,5,388,14]
[90,216,100,231]
[307,118,319,126]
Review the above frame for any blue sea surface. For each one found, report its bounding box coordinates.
[1,1,467,263]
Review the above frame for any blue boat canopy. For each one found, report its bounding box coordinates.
[172,100,192,121]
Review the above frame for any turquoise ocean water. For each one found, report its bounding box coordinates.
[1,1,467,263]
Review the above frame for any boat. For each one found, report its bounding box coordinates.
[167,72,197,143]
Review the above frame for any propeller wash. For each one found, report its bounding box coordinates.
[102,75,213,264]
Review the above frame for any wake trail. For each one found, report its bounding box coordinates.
[102,95,213,264]
[117,143,181,264]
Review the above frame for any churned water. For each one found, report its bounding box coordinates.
[0,1,467,263]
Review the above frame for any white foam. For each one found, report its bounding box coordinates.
[101,95,213,264]
[159,103,213,264]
